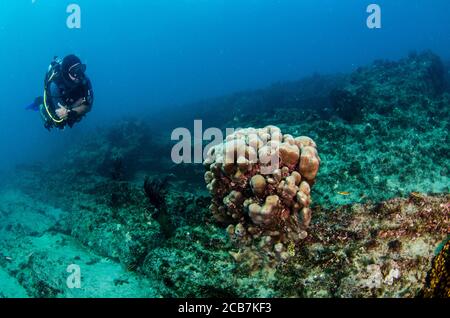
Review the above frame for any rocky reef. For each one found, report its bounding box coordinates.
[0,52,448,298]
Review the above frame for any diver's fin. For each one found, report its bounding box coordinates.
[25,102,39,111]
[25,96,44,111]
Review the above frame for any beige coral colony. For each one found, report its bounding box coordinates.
[204,125,321,260]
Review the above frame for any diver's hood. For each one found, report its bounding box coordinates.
[61,55,86,86]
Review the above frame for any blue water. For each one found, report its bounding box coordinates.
[0,0,449,170]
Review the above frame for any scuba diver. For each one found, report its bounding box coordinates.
[27,54,94,130]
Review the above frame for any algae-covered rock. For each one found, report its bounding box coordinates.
[62,119,166,180]
[267,194,449,297]
[138,193,448,298]
[330,51,446,123]
[141,225,277,297]
[62,181,163,269]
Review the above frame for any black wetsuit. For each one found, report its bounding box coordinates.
[42,60,94,129]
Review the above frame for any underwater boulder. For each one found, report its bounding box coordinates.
[62,119,154,181]
[329,88,365,123]
[330,51,447,123]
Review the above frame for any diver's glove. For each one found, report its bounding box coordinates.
[66,109,79,127]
